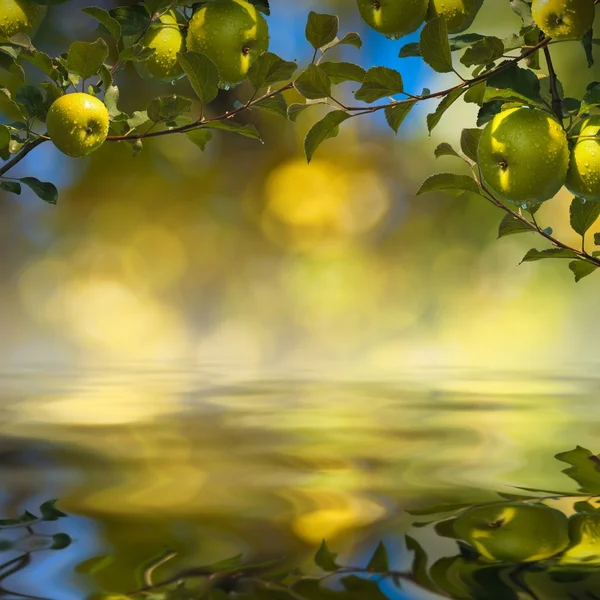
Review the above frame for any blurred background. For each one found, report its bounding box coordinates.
[0,2,600,598]
[1,0,599,376]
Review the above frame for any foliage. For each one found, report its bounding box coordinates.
[0,0,599,280]
[9,448,600,599]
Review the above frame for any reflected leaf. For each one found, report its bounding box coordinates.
[314,540,339,572]
[366,541,389,572]
[556,446,600,494]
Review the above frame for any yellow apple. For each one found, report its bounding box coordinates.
[478,107,569,206]
[126,10,185,83]
[453,503,570,563]
[356,0,428,37]
[0,0,46,38]
[186,0,269,86]
[427,0,483,34]
[566,116,600,202]
[532,0,595,40]
[46,93,109,158]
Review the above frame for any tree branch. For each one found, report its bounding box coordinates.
[543,43,563,121]
[474,169,600,268]
[0,137,47,178]
[105,36,552,143]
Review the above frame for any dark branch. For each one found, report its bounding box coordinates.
[543,44,563,121]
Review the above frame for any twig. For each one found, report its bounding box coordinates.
[543,43,563,121]
[0,137,46,178]
[473,168,600,268]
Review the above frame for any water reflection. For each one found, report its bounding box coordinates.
[2,372,600,597]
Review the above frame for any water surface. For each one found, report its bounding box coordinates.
[1,367,599,598]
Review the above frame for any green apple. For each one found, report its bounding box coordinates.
[426,0,483,34]
[186,0,269,86]
[532,0,595,40]
[356,0,429,37]
[127,10,185,83]
[561,513,600,564]
[478,107,569,206]
[47,93,109,158]
[566,116,600,202]
[0,0,47,38]
[453,503,570,563]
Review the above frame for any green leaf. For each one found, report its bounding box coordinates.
[570,260,598,282]
[427,87,465,133]
[147,95,192,123]
[314,540,339,572]
[384,101,415,134]
[336,32,363,49]
[81,7,122,40]
[434,142,461,159]
[366,541,389,572]
[521,248,579,262]
[0,125,9,160]
[399,33,485,59]
[399,42,421,58]
[294,64,331,100]
[555,447,600,493]
[319,62,366,85]
[109,5,149,37]
[41,82,63,108]
[19,177,57,204]
[119,44,155,63]
[582,28,594,68]
[0,181,20,194]
[461,37,504,67]
[511,0,535,27]
[248,52,297,89]
[580,81,600,115]
[252,93,287,118]
[104,85,120,118]
[127,110,149,130]
[460,128,482,162]
[177,51,219,105]
[570,196,600,237]
[477,100,504,126]
[203,120,262,141]
[16,85,45,120]
[420,16,453,74]
[354,66,403,103]
[144,0,174,14]
[417,173,479,196]
[50,533,72,550]
[498,213,533,238]
[287,102,312,122]
[20,49,55,79]
[97,64,112,90]
[186,129,213,150]
[66,38,109,80]
[464,81,486,106]
[0,87,26,123]
[247,0,270,15]
[483,63,543,106]
[305,12,339,50]
[304,110,350,163]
